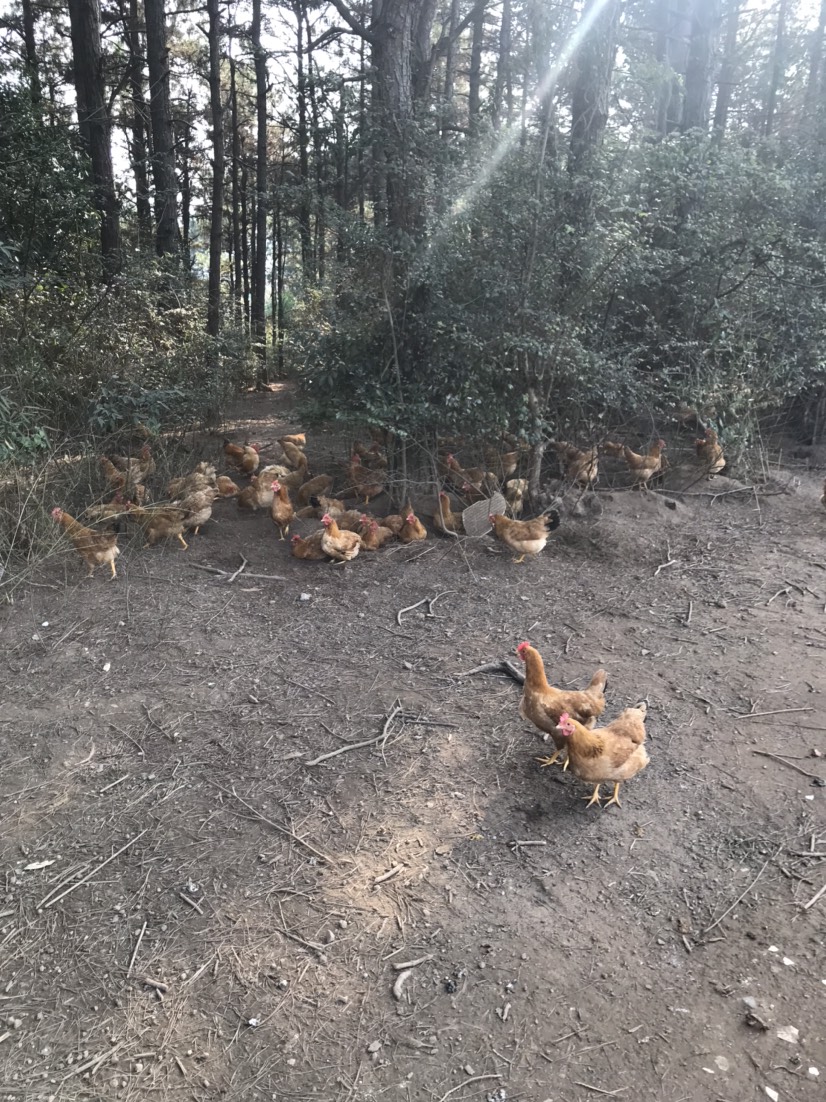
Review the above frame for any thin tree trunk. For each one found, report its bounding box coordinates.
[335,86,348,260]
[294,1,313,279]
[712,0,739,139]
[493,0,512,127]
[442,0,460,112]
[468,1,486,134]
[274,192,285,374]
[241,159,250,325]
[230,58,243,325]
[206,0,223,338]
[123,0,152,248]
[805,0,826,115]
[67,0,121,278]
[683,0,720,132]
[357,33,366,219]
[178,98,193,259]
[306,9,325,282]
[21,0,40,101]
[764,0,788,136]
[144,0,179,257]
[251,0,268,368]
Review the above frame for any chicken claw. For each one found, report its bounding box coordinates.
[109,561,117,579]
[513,554,526,564]
[177,534,189,550]
[535,751,562,768]
[602,782,622,809]
[583,784,602,808]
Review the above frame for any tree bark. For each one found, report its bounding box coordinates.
[122,0,153,249]
[67,0,121,278]
[805,0,826,116]
[493,0,512,127]
[468,1,486,134]
[683,0,720,132]
[206,0,223,338]
[230,58,244,325]
[655,0,691,135]
[306,9,326,282]
[251,0,268,364]
[177,93,194,259]
[144,0,179,257]
[294,1,313,279]
[241,159,251,325]
[712,0,739,139]
[21,0,40,101]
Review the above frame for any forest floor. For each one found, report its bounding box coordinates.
[1,388,825,1102]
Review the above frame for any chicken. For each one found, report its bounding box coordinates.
[622,440,666,488]
[215,475,240,497]
[280,433,306,447]
[695,429,725,477]
[291,531,327,560]
[306,494,348,517]
[320,513,361,562]
[505,478,527,518]
[270,480,294,539]
[489,511,559,563]
[100,456,147,503]
[167,462,217,500]
[330,509,368,532]
[109,443,155,481]
[128,505,188,549]
[555,704,649,809]
[446,454,486,490]
[237,473,274,511]
[553,442,599,488]
[432,492,463,536]
[399,507,427,543]
[601,440,624,458]
[297,475,334,507]
[347,454,386,503]
[83,492,127,522]
[515,642,608,767]
[484,446,519,480]
[280,439,307,469]
[177,487,217,536]
[223,440,261,475]
[51,508,120,578]
[381,513,404,535]
[358,516,395,549]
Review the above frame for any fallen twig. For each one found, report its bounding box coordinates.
[752,750,824,780]
[41,831,146,910]
[61,1041,124,1081]
[654,558,677,577]
[436,1073,502,1102]
[305,701,405,765]
[734,707,814,719]
[189,563,287,582]
[801,881,826,910]
[227,555,249,583]
[209,782,336,864]
[374,864,404,886]
[702,845,782,935]
[127,920,147,977]
[510,839,548,847]
[456,659,525,684]
[392,968,413,1001]
[574,1084,626,1097]
[179,892,204,915]
[396,592,450,626]
[392,954,433,971]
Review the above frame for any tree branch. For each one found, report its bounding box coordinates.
[325,0,376,44]
[432,0,488,59]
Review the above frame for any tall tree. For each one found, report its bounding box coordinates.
[229,57,244,326]
[468,2,486,133]
[712,0,740,139]
[120,0,153,249]
[20,0,40,101]
[206,0,223,337]
[251,0,268,358]
[683,0,720,132]
[493,0,512,127]
[144,0,179,256]
[764,0,788,136]
[805,0,826,116]
[67,0,121,277]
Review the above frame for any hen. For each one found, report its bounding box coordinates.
[297,474,334,507]
[555,704,649,809]
[129,505,188,549]
[489,511,560,563]
[695,429,725,477]
[432,492,463,536]
[270,480,294,539]
[358,516,395,549]
[347,454,386,504]
[504,478,527,517]
[215,475,241,497]
[622,440,666,488]
[553,442,599,488]
[291,531,326,560]
[516,642,608,767]
[399,507,427,543]
[83,492,127,522]
[100,456,147,504]
[223,440,261,475]
[238,474,274,511]
[280,439,307,469]
[280,433,306,447]
[167,462,217,500]
[177,487,217,537]
[381,513,405,535]
[51,508,120,579]
[320,513,361,562]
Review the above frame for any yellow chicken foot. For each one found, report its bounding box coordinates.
[583,784,602,808]
[535,750,561,768]
[109,562,117,579]
[512,554,526,564]
[562,756,570,772]
[177,534,189,550]
[602,782,622,809]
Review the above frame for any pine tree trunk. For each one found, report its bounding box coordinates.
[493,0,512,127]
[655,0,691,135]
[805,0,826,115]
[67,0,121,279]
[241,160,250,325]
[683,0,720,132]
[468,2,486,134]
[21,0,40,101]
[178,97,193,258]
[144,0,179,257]
[251,0,268,368]
[206,0,223,338]
[294,2,313,279]
[123,0,153,249]
[306,11,325,283]
[764,0,788,136]
[712,0,740,139]
[230,59,244,326]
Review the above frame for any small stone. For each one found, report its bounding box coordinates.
[782,957,795,967]
[808,1067,820,1079]
[812,749,822,758]
[366,1040,382,1054]
[464,1065,475,1076]
[300,593,311,601]
[715,1056,730,1072]
[764,1088,779,1102]
[777,1026,799,1044]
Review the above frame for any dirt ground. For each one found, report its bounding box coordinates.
[1,390,825,1102]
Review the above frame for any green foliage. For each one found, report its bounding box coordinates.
[0,389,51,461]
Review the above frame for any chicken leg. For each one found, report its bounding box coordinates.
[583,784,602,808]
[109,561,117,579]
[602,782,622,809]
[535,750,561,768]
[513,554,526,564]
[176,533,189,550]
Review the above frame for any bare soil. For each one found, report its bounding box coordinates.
[1,390,825,1102]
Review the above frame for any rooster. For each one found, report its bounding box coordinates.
[51,508,120,579]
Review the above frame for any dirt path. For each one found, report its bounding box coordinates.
[1,391,824,1102]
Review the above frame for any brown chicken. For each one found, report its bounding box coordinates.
[622,440,666,488]
[484,446,519,480]
[83,492,127,522]
[399,507,427,543]
[320,513,361,562]
[100,456,147,503]
[167,462,217,500]
[352,440,387,468]
[381,513,404,535]
[516,642,608,767]
[555,704,649,809]
[347,454,385,503]
[553,442,599,488]
[270,480,294,539]
[51,508,120,578]
[280,433,306,447]
[237,474,274,511]
[129,505,188,549]
[432,492,463,536]
[215,475,240,497]
[601,440,625,458]
[446,454,486,489]
[280,439,307,469]
[695,429,725,477]
[223,440,261,475]
[297,475,334,507]
[358,516,395,549]
[291,531,326,560]
[504,478,527,517]
[177,487,217,536]
[109,443,155,481]
[489,511,560,563]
